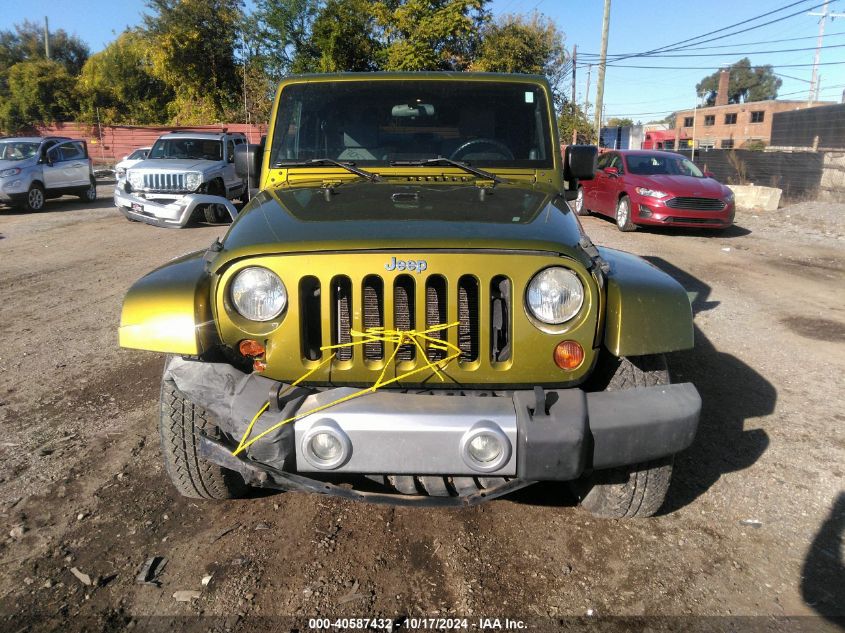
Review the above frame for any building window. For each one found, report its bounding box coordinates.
[751,111,765,123]
[721,139,734,149]
[724,113,737,124]
[683,116,694,127]
[663,140,675,149]
[704,115,715,126]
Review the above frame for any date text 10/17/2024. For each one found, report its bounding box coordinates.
[308,617,528,630]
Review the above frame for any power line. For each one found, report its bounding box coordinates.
[579,42,845,59]
[601,61,845,70]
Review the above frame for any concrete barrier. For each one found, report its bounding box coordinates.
[727,184,782,211]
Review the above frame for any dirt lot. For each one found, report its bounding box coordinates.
[0,187,843,632]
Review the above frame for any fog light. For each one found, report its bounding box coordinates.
[553,340,584,370]
[468,433,503,463]
[310,432,342,461]
[638,204,653,217]
[460,421,511,472]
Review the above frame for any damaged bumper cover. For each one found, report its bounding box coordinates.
[114,181,237,228]
[166,357,700,503]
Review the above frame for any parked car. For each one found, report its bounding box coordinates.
[114,131,248,227]
[118,73,701,518]
[0,137,97,211]
[575,149,735,231]
[114,147,151,179]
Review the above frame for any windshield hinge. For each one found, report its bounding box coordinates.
[320,180,342,201]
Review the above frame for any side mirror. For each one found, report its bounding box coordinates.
[234,140,264,191]
[564,144,597,181]
[604,166,619,176]
[704,170,715,179]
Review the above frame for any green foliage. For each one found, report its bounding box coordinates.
[605,117,633,128]
[472,13,566,94]
[742,139,767,151]
[143,0,244,123]
[0,60,77,132]
[372,0,489,71]
[76,30,172,125]
[252,0,320,78]
[696,58,781,106]
[296,0,382,73]
[557,101,595,145]
[0,20,90,76]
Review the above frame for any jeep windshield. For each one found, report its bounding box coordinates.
[270,79,553,169]
[148,138,222,161]
[0,141,39,161]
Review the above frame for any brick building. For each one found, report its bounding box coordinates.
[673,69,834,149]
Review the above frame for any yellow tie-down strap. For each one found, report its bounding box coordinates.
[232,322,461,456]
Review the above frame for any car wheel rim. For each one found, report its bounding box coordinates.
[575,189,583,212]
[617,199,628,227]
[86,184,96,200]
[29,189,43,209]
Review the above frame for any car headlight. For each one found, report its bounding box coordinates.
[185,172,203,191]
[0,167,21,177]
[127,171,144,190]
[116,167,126,178]
[724,189,735,202]
[635,187,668,199]
[526,267,584,325]
[230,267,287,321]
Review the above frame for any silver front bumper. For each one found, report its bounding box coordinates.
[114,182,237,228]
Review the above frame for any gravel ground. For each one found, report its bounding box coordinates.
[0,188,842,632]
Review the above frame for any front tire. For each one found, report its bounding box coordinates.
[24,183,45,211]
[574,354,674,518]
[615,194,636,232]
[573,186,589,216]
[159,373,248,499]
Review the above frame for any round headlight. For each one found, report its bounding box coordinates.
[526,267,584,325]
[230,267,287,321]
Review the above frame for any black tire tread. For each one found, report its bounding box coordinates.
[159,377,247,499]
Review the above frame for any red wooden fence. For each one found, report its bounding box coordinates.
[30,122,269,165]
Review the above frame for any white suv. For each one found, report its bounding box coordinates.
[0,137,97,211]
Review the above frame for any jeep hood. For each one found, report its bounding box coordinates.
[213,181,589,271]
[129,158,215,173]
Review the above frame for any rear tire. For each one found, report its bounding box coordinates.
[159,371,248,499]
[615,194,636,232]
[574,354,674,518]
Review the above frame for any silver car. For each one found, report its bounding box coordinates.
[0,137,97,211]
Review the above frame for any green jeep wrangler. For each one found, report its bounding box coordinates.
[119,73,700,518]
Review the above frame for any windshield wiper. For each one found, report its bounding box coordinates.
[390,157,506,184]
[272,158,382,182]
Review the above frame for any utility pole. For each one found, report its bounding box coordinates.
[44,17,50,59]
[593,0,612,143]
[570,44,578,144]
[809,1,845,103]
[584,64,592,119]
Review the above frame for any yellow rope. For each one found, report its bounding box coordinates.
[232,322,460,456]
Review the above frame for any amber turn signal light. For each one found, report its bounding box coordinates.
[239,339,265,357]
[553,340,584,370]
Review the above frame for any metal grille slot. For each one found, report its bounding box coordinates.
[143,172,186,192]
[332,276,352,361]
[490,276,511,362]
[362,276,384,360]
[299,277,322,361]
[394,276,415,361]
[425,276,448,361]
[665,197,726,210]
[458,276,479,362]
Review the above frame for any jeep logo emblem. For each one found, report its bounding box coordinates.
[385,256,427,273]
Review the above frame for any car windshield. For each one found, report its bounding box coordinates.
[270,80,553,168]
[128,149,148,160]
[626,154,704,177]
[148,138,222,161]
[0,141,39,161]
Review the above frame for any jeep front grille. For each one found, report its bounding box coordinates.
[300,272,510,370]
[143,173,186,192]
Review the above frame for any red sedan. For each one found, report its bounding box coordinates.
[575,150,735,231]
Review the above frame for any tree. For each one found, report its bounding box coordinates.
[696,58,781,106]
[76,30,173,125]
[0,20,89,76]
[557,101,594,145]
[143,0,244,123]
[472,13,566,97]
[294,0,383,73]
[372,0,489,71]
[252,0,320,78]
[605,117,633,128]
[0,60,77,132]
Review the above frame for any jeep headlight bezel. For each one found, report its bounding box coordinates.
[525,267,584,325]
[230,267,287,322]
[185,172,203,191]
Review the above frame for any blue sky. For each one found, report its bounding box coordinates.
[3,0,844,122]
